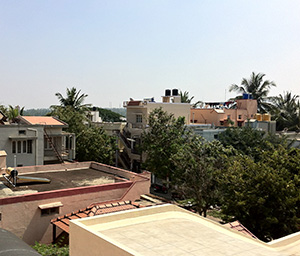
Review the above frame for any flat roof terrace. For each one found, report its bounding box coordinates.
[70,205,300,256]
[0,162,150,201]
[0,167,125,195]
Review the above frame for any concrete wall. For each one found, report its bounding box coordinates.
[0,182,132,244]
[0,125,44,167]
[0,162,150,245]
[191,99,258,127]
[126,101,191,128]
[70,221,134,256]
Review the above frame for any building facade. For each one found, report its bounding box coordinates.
[0,116,75,167]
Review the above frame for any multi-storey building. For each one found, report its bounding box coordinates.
[0,115,75,167]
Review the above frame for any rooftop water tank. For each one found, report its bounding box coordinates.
[165,89,171,96]
[172,89,179,96]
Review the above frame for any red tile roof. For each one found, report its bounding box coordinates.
[224,220,257,239]
[51,201,140,233]
[21,116,67,126]
[127,101,142,106]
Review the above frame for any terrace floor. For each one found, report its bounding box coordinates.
[0,167,125,197]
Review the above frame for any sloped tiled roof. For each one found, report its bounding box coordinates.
[51,201,141,233]
[127,101,142,106]
[224,220,257,239]
[20,116,67,126]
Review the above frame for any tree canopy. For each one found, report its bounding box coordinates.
[141,108,300,241]
[270,91,300,131]
[50,90,115,165]
[53,87,91,112]
[141,107,187,180]
[229,72,276,113]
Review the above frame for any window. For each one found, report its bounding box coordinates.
[39,202,63,216]
[12,140,33,154]
[136,114,142,123]
[12,141,16,153]
[23,141,27,153]
[18,130,26,135]
[227,115,231,119]
[238,115,242,119]
[27,140,32,154]
[17,141,21,153]
[41,207,59,216]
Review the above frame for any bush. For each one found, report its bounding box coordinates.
[32,242,69,256]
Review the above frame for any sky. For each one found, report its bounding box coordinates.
[1,0,300,109]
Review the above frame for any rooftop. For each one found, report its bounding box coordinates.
[0,161,149,201]
[19,116,67,126]
[70,204,300,256]
[0,167,125,197]
[51,195,164,234]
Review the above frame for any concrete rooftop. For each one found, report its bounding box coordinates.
[70,204,300,256]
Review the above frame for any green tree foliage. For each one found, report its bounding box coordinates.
[53,87,91,112]
[23,108,51,116]
[173,137,233,217]
[229,72,276,113]
[32,242,69,256]
[270,91,300,131]
[96,107,124,122]
[0,105,8,116]
[7,105,24,123]
[76,125,115,164]
[50,104,115,165]
[141,108,187,180]
[180,90,202,108]
[220,151,300,241]
[218,126,286,161]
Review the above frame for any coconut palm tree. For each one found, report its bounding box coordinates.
[54,87,91,112]
[270,92,300,131]
[180,91,202,108]
[7,105,24,123]
[229,72,276,113]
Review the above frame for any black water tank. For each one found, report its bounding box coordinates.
[165,89,171,96]
[172,89,178,96]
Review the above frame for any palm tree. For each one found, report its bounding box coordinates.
[7,105,24,123]
[180,91,202,108]
[54,87,91,112]
[229,72,276,113]
[270,92,300,131]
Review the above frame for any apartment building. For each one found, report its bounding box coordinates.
[118,89,190,171]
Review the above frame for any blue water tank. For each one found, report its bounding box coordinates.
[243,93,250,99]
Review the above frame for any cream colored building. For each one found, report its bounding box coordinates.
[70,204,300,256]
[119,91,190,171]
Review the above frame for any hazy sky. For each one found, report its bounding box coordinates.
[1,0,300,109]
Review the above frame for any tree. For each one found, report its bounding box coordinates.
[141,108,187,180]
[173,137,233,217]
[219,151,300,241]
[229,72,276,113]
[54,87,91,112]
[218,126,287,161]
[50,105,115,165]
[96,107,124,122]
[180,90,202,108]
[270,92,300,131]
[7,105,24,123]
[76,125,115,164]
